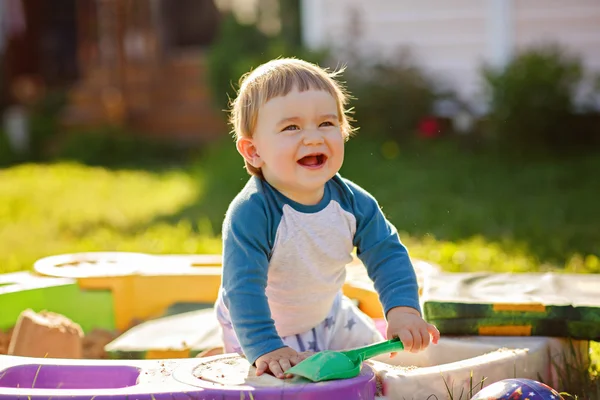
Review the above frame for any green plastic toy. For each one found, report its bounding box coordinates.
[286,337,404,382]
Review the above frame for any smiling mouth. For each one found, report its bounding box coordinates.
[297,153,327,168]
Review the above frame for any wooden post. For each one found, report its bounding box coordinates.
[115,0,128,122]
[75,0,97,77]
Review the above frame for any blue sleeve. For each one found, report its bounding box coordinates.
[221,194,286,364]
[348,181,422,317]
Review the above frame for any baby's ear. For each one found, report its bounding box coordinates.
[236,137,263,168]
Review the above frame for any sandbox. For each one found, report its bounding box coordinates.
[0,252,594,399]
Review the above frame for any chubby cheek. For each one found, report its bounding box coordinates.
[268,142,298,169]
[328,137,345,166]
[329,152,344,172]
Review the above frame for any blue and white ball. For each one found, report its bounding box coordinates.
[470,378,564,400]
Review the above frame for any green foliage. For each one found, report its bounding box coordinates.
[277,0,303,48]
[345,49,439,142]
[53,125,191,168]
[340,137,600,271]
[539,339,600,399]
[0,129,19,167]
[0,90,67,167]
[2,138,599,275]
[28,90,67,159]
[0,162,220,274]
[482,43,589,154]
[206,11,328,117]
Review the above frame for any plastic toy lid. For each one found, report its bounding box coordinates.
[172,354,377,400]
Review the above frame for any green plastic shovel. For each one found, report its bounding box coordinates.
[286,337,404,382]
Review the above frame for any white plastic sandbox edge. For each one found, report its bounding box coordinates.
[369,336,589,400]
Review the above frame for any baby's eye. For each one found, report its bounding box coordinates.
[282,124,300,131]
[319,121,335,127]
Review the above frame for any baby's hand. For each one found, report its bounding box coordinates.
[255,346,313,379]
[386,306,440,354]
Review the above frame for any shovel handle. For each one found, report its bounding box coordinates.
[350,337,404,361]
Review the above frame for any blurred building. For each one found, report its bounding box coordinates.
[1,0,226,144]
[3,0,599,143]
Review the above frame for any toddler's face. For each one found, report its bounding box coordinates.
[240,88,345,205]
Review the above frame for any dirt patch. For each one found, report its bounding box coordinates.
[0,327,14,355]
[389,364,419,372]
[375,372,384,397]
[82,328,120,359]
[142,360,177,379]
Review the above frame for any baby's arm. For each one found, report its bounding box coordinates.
[221,196,287,366]
[349,181,439,351]
[350,182,421,315]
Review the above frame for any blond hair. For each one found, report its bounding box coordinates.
[228,57,355,177]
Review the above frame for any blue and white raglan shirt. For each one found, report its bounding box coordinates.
[218,173,421,365]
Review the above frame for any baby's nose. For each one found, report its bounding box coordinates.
[302,129,324,144]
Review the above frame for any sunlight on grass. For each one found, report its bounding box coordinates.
[0,162,221,273]
[0,162,197,227]
[556,340,600,399]
[401,233,599,274]
[2,138,598,275]
[340,138,600,273]
[592,342,600,375]
[403,233,545,273]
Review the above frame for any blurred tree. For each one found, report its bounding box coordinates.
[278,0,302,47]
[160,0,220,50]
[482,43,585,154]
[206,0,327,119]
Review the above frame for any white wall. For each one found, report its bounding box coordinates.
[300,0,600,110]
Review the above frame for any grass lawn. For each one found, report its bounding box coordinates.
[0,136,598,397]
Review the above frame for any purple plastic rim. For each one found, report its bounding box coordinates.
[171,361,377,400]
[0,358,376,399]
[0,364,140,389]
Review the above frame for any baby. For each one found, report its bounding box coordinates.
[215,57,439,379]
